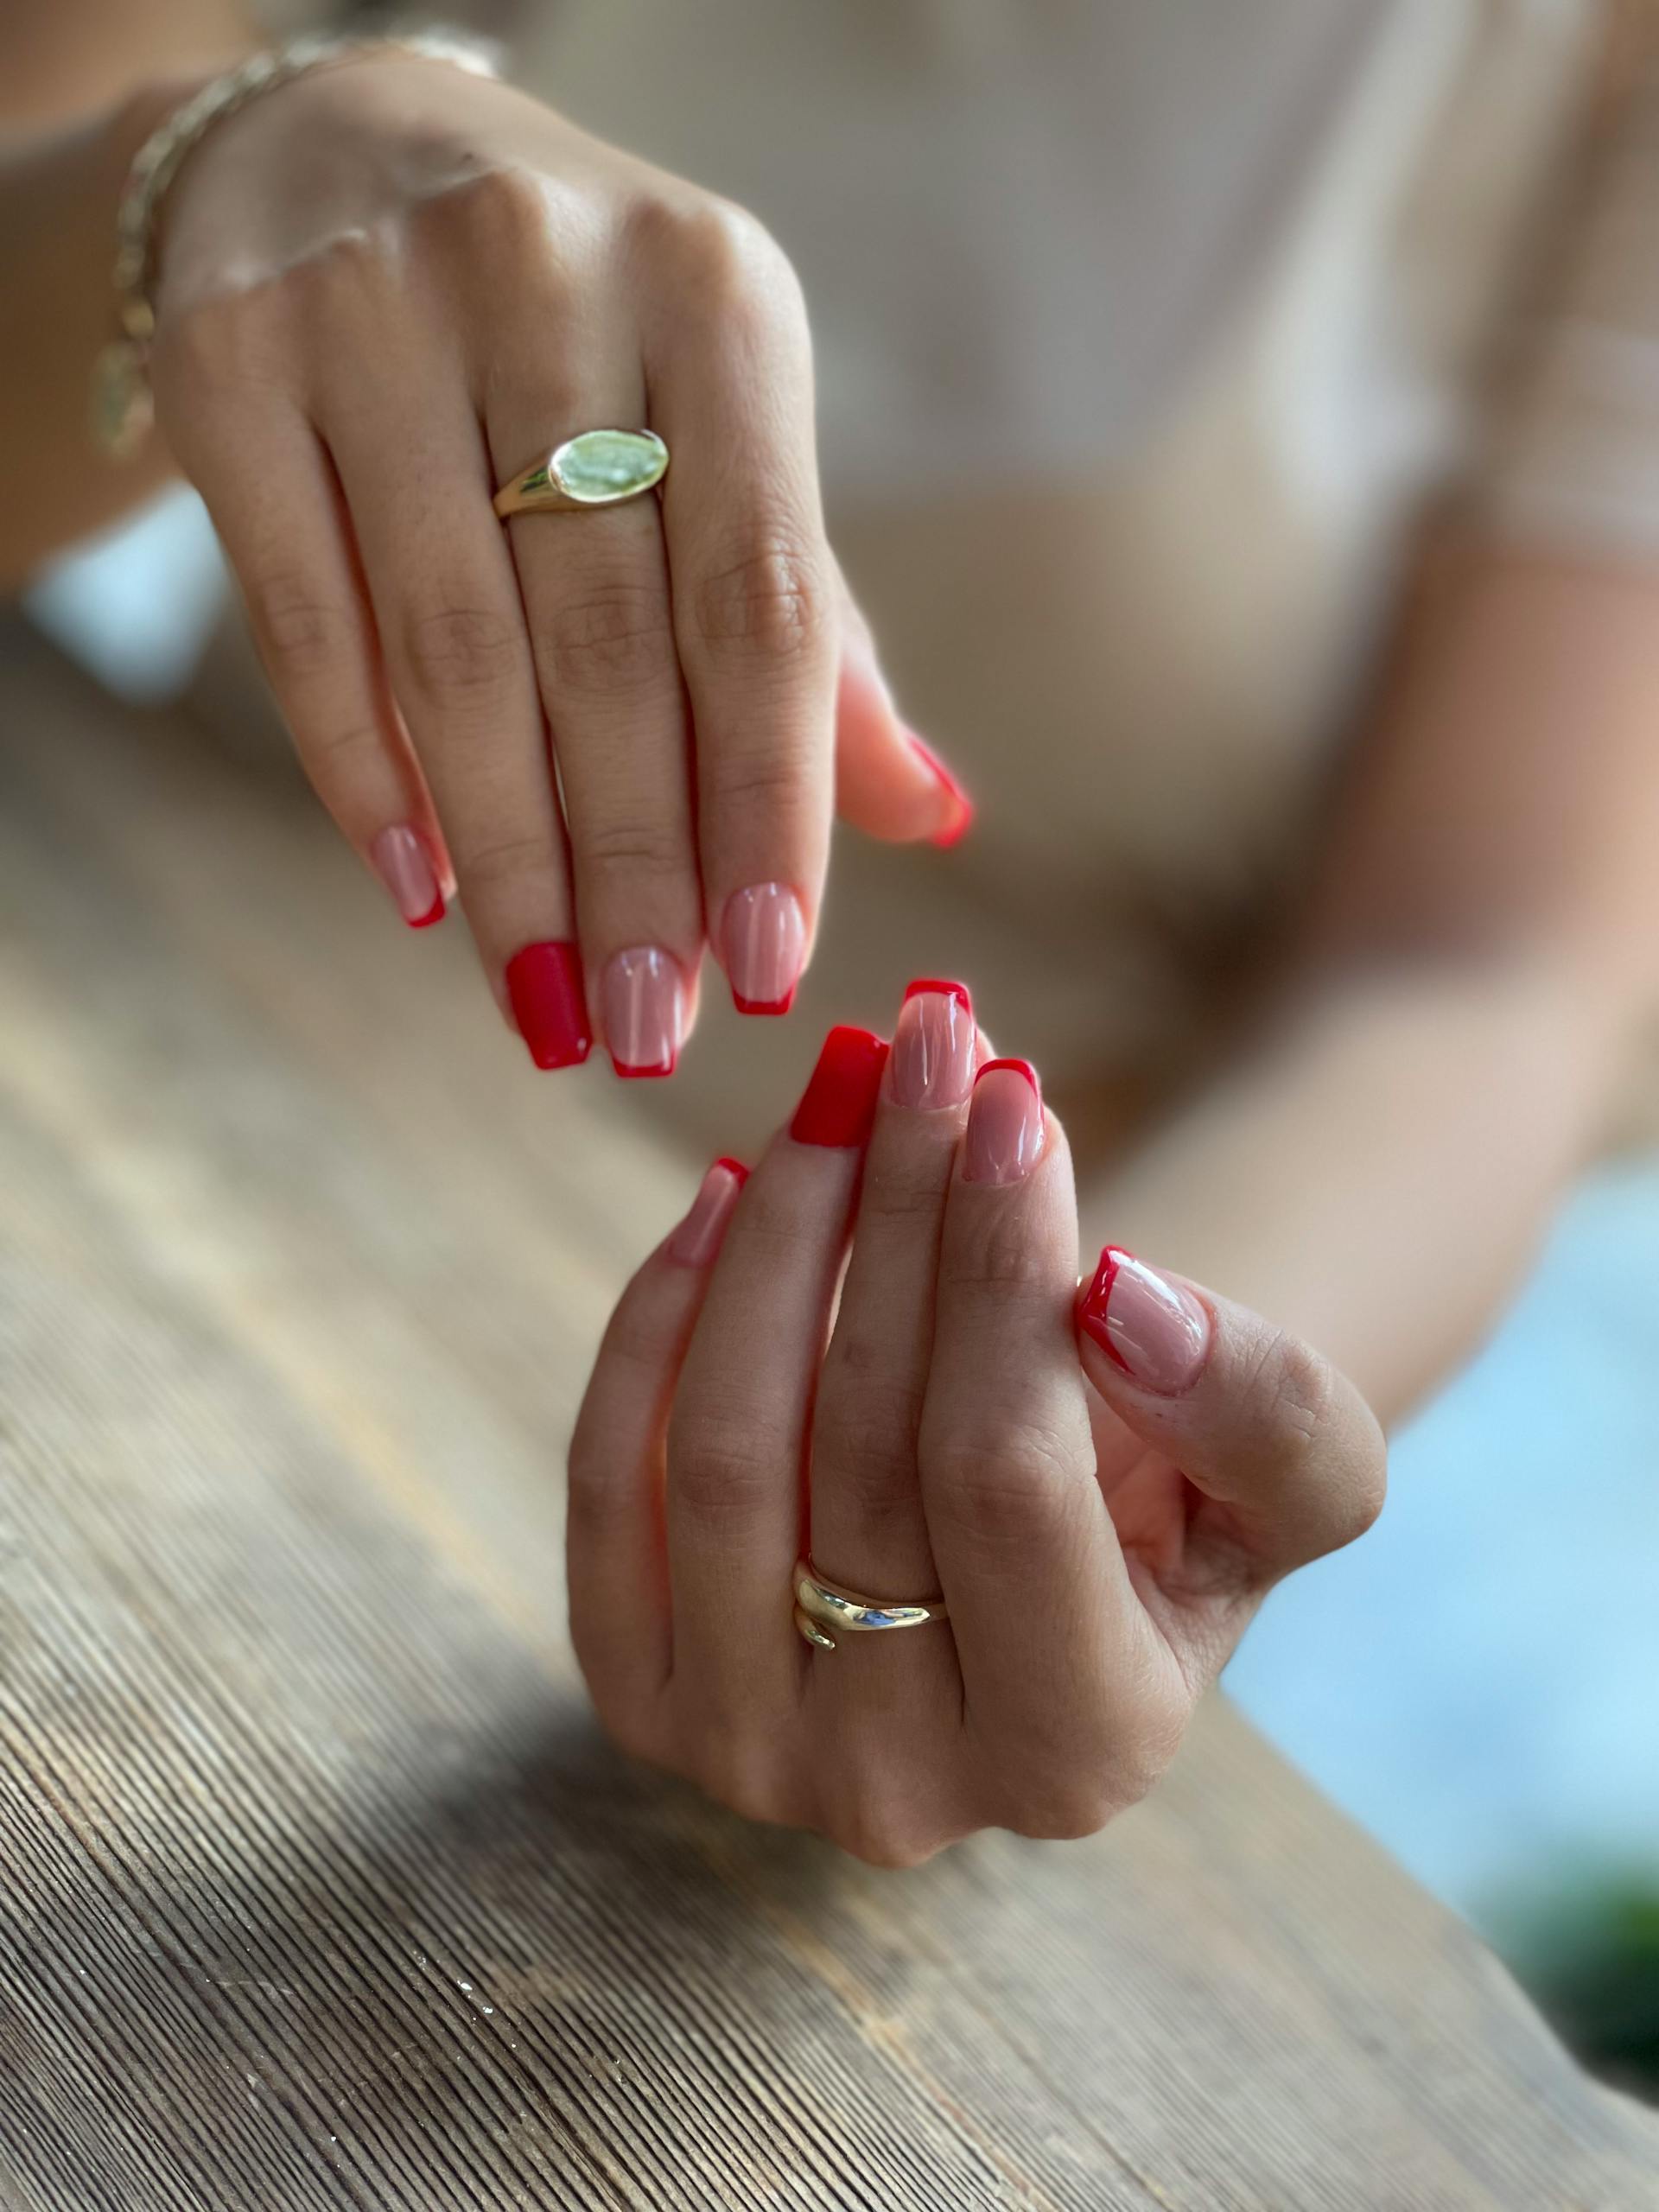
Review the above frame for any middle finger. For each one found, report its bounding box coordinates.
[490,369,702,1078]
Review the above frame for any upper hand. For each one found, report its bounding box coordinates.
[569,980,1386,1862]
[148,52,969,1071]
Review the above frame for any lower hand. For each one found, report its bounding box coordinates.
[569,981,1385,1862]
[149,52,969,1072]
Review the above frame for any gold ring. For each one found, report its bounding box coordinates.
[493,429,669,518]
[791,1558,949,1653]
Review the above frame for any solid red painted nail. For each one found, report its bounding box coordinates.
[907,736,976,849]
[789,1026,890,1148]
[505,941,592,1070]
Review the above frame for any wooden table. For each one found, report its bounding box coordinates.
[1,617,1655,2210]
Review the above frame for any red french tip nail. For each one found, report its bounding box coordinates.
[976,1056,1039,1096]
[408,893,446,930]
[903,976,972,1013]
[613,1051,679,1079]
[715,1156,751,1185]
[789,1026,890,1148]
[1078,1245,1135,1373]
[907,736,976,848]
[732,987,797,1017]
[505,941,592,1070]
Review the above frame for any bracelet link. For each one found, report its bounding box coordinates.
[92,26,503,457]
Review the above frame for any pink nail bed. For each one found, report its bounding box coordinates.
[1078,1247,1212,1396]
[907,736,976,849]
[962,1058,1043,1184]
[890,979,976,1110]
[668,1158,748,1268]
[371,825,444,928]
[721,882,806,1014]
[604,946,684,1078]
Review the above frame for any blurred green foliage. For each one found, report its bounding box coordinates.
[1497,1874,1659,2101]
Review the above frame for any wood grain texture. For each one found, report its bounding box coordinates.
[0,616,1655,2210]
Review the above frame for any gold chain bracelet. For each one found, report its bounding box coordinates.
[92,28,502,458]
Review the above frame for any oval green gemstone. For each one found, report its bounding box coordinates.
[549,429,669,505]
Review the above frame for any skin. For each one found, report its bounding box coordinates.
[571,984,1383,1865]
[0,18,962,1047]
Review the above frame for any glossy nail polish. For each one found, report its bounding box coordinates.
[668,1157,748,1267]
[721,882,806,1014]
[789,1026,889,1147]
[371,825,444,928]
[890,979,976,1109]
[907,736,976,849]
[603,945,684,1078]
[505,941,592,1070]
[963,1058,1043,1183]
[1078,1247,1212,1395]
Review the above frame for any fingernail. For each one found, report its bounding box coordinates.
[890,979,976,1109]
[908,736,976,849]
[371,825,444,928]
[721,882,806,1014]
[505,941,592,1070]
[603,945,684,1078]
[789,1025,889,1147]
[963,1058,1043,1183]
[1078,1247,1212,1396]
[668,1157,748,1267]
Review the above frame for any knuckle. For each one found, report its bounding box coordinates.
[633,194,795,300]
[830,1811,938,1871]
[1010,1781,1117,1843]
[813,1386,925,1527]
[668,1412,784,1529]
[699,1736,789,1829]
[456,826,556,895]
[690,538,832,666]
[575,817,686,876]
[249,571,353,683]
[923,1426,1079,1554]
[538,583,677,699]
[702,734,820,831]
[941,1209,1060,1302]
[423,163,559,276]
[401,603,521,706]
[298,721,383,772]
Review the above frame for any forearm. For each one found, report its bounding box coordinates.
[0,6,251,590]
[1089,544,1659,1426]
[1086,949,1625,1424]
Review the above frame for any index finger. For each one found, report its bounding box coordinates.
[644,205,835,1017]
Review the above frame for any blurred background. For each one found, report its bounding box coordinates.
[9,0,1659,2111]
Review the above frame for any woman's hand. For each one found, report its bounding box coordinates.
[148,52,968,1071]
[569,982,1386,1863]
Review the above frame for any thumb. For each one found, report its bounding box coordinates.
[1075,1246,1386,1580]
[834,581,974,848]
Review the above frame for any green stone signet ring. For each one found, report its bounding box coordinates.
[493,428,669,518]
